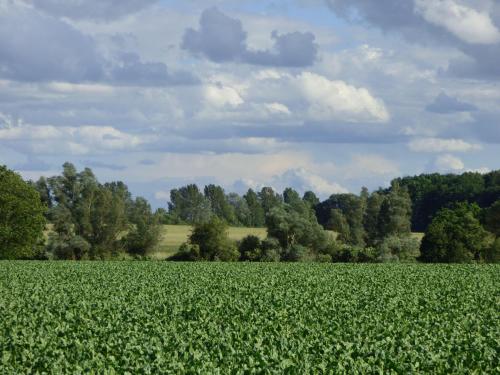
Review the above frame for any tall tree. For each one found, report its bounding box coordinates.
[364,192,384,246]
[378,183,412,238]
[243,189,265,227]
[0,166,46,259]
[168,184,211,224]
[204,184,236,224]
[258,187,283,213]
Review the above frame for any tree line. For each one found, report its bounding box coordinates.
[0,163,499,262]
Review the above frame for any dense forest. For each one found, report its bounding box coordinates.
[1,163,499,263]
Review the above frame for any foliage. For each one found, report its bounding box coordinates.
[316,193,366,246]
[168,184,212,224]
[483,200,500,236]
[377,183,412,238]
[0,165,46,259]
[377,235,420,262]
[483,238,500,263]
[243,189,266,227]
[420,203,492,263]
[2,262,498,373]
[238,235,262,261]
[188,217,238,261]
[124,197,161,256]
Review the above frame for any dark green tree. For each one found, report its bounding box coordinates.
[378,183,412,238]
[189,217,238,261]
[0,166,46,259]
[420,203,491,263]
[364,192,384,245]
[124,197,161,256]
[483,200,500,236]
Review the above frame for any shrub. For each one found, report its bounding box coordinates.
[377,235,420,262]
[238,235,262,261]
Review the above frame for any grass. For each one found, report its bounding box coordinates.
[152,225,267,259]
[1,262,498,373]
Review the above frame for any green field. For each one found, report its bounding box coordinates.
[153,225,267,259]
[1,262,498,373]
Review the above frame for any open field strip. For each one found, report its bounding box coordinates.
[1,262,498,373]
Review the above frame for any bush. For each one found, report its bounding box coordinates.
[483,238,500,263]
[259,237,282,262]
[281,244,312,262]
[189,217,238,261]
[48,234,91,260]
[377,235,420,262]
[168,243,200,261]
[238,235,262,261]
[316,254,332,263]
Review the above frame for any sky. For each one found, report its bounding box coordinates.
[1,0,499,208]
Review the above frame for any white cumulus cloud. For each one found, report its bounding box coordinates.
[415,0,500,44]
[296,72,390,123]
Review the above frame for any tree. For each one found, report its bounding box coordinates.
[364,192,384,246]
[483,200,500,236]
[420,203,491,263]
[168,184,212,224]
[124,197,161,256]
[204,184,237,224]
[302,191,320,208]
[265,205,333,257]
[316,194,365,246]
[243,189,265,227]
[327,209,350,244]
[378,183,412,238]
[0,166,46,259]
[258,187,282,213]
[189,217,238,261]
[227,193,251,226]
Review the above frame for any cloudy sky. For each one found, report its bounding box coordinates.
[1,0,499,207]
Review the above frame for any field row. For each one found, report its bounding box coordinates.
[1,262,499,373]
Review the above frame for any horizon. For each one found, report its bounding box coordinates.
[1,0,499,208]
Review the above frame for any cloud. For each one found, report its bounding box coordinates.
[182,7,318,67]
[414,0,500,45]
[426,92,477,113]
[434,154,465,171]
[0,4,197,85]
[325,0,500,80]
[0,124,144,154]
[21,0,159,20]
[408,138,481,153]
[296,72,390,122]
[109,52,199,86]
[272,168,349,197]
[344,154,400,179]
[204,83,244,108]
[0,4,104,82]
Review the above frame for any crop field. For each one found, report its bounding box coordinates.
[1,262,498,373]
[153,225,268,259]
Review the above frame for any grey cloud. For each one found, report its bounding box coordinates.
[182,7,247,62]
[110,52,199,86]
[0,6,198,85]
[0,6,104,82]
[182,7,318,67]
[325,0,500,80]
[426,92,477,114]
[22,0,158,20]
